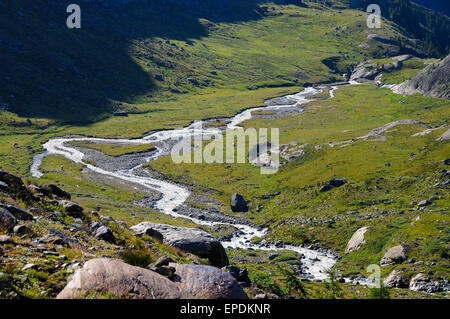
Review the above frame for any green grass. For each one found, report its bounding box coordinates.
[0,1,409,176]
[0,1,448,299]
[146,84,450,279]
[379,58,437,84]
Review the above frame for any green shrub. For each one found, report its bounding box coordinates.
[248,271,286,297]
[120,249,155,268]
[369,284,390,299]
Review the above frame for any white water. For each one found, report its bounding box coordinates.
[30,86,341,281]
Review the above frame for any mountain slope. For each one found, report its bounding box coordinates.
[393,54,450,98]
[0,0,440,123]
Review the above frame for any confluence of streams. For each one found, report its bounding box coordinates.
[30,84,356,281]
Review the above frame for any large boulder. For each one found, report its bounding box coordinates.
[230,193,248,212]
[89,221,116,244]
[48,184,71,200]
[320,177,347,192]
[380,245,406,266]
[0,170,33,200]
[57,258,189,299]
[350,62,380,82]
[345,226,369,254]
[58,200,83,218]
[409,273,443,293]
[0,207,17,235]
[170,263,248,299]
[131,222,229,267]
[0,204,33,221]
[383,269,409,288]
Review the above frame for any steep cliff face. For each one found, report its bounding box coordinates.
[393,54,450,99]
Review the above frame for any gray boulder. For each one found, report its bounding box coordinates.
[89,221,115,244]
[409,273,443,293]
[383,269,409,288]
[418,200,431,207]
[0,170,32,200]
[230,193,248,212]
[350,62,380,82]
[345,226,369,253]
[170,263,248,299]
[58,200,83,218]
[437,129,450,141]
[380,245,406,266]
[320,177,347,192]
[49,184,71,200]
[131,222,229,267]
[56,258,189,299]
[0,204,33,221]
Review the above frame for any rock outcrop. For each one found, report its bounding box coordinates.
[58,200,84,218]
[131,222,229,267]
[0,204,33,221]
[380,245,406,266]
[89,221,116,244]
[0,170,33,200]
[170,263,248,299]
[57,258,189,299]
[320,177,347,192]
[230,193,248,212]
[409,273,443,293]
[383,269,409,288]
[48,184,71,200]
[345,226,369,254]
[393,54,450,99]
[436,128,450,141]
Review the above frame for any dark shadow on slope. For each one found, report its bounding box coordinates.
[0,0,303,124]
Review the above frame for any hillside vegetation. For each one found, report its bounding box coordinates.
[0,0,449,299]
[1,0,444,123]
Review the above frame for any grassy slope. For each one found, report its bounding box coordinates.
[0,1,448,298]
[0,1,406,176]
[148,84,450,287]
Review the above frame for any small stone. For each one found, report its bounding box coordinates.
[100,215,113,222]
[268,253,280,260]
[13,225,33,236]
[22,263,36,271]
[0,235,12,244]
[418,200,431,207]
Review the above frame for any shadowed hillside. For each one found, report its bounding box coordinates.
[0,0,301,123]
